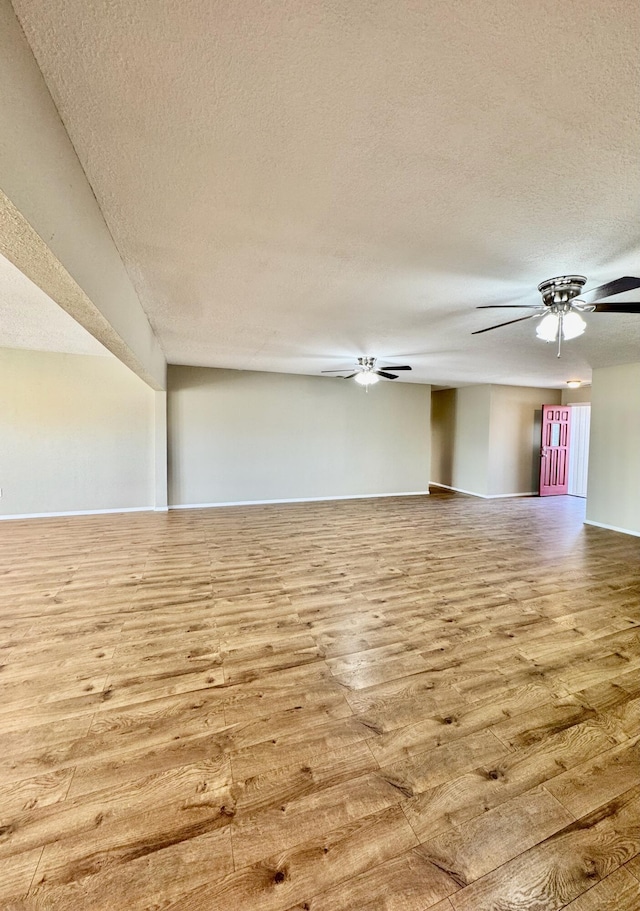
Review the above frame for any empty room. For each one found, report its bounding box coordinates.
[1,1,640,909]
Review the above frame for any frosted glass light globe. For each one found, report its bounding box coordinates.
[536,313,559,342]
[354,371,380,386]
[536,310,586,342]
[561,311,586,340]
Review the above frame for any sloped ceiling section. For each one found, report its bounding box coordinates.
[0,252,110,357]
[11,0,640,387]
[0,0,166,389]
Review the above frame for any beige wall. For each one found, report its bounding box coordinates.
[454,386,492,496]
[0,348,155,517]
[168,367,430,505]
[431,386,492,495]
[154,391,168,510]
[488,385,561,496]
[562,386,591,405]
[586,363,640,536]
[430,389,456,489]
[431,385,491,496]
[431,384,560,497]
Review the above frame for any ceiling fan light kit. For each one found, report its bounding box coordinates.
[321,357,412,386]
[474,274,640,357]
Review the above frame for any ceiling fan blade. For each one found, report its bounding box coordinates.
[380,365,412,371]
[476,304,542,309]
[578,276,640,304]
[472,313,540,335]
[321,368,357,373]
[376,371,398,379]
[341,373,358,379]
[592,302,640,313]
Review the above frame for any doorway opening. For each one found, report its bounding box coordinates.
[567,404,590,498]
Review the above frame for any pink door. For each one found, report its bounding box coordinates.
[539,405,571,496]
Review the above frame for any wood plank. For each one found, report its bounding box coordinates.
[419,785,573,886]
[545,736,640,819]
[231,772,403,869]
[284,846,459,911]
[365,683,556,766]
[66,729,234,800]
[26,829,234,911]
[0,770,74,820]
[232,741,378,821]
[329,652,433,691]
[489,697,623,750]
[344,676,467,731]
[164,805,418,911]
[2,759,232,865]
[403,719,617,842]
[560,866,640,909]
[344,672,466,717]
[449,786,640,911]
[0,848,43,906]
[229,717,370,780]
[380,729,510,798]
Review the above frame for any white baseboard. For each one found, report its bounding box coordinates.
[584,519,640,539]
[170,490,430,510]
[0,492,430,520]
[485,492,538,499]
[0,506,155,521]
[429,483,537,500]
[429,483,485,498]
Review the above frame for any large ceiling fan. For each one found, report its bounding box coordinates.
[322,356,412,386]
[473,275,640,356]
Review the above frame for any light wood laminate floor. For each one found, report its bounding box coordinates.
[2,490,640,910]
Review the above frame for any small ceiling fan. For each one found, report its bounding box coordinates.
[473,275,640,356]
[322,356,412,386]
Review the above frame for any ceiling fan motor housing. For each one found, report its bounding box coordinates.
[537,275,587,309]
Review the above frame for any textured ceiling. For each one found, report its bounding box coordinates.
[10,0,640,387]
[0,252,109,357]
